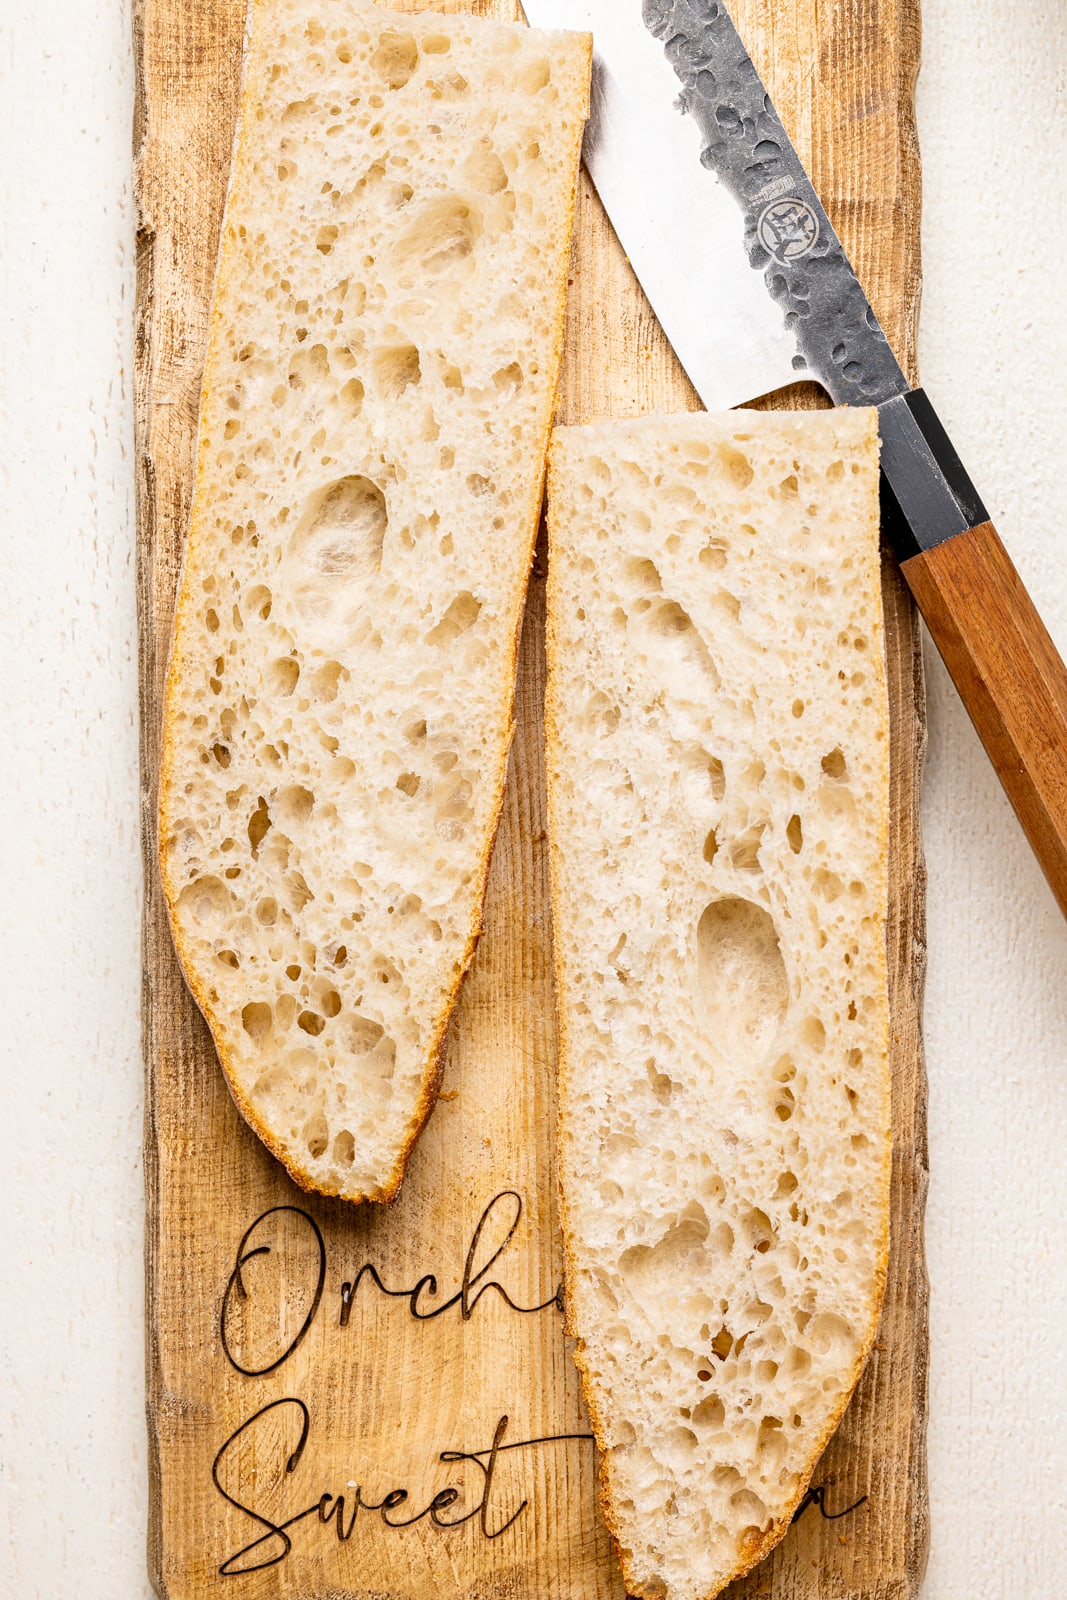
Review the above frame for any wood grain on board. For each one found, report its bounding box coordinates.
[134,0,929,1595]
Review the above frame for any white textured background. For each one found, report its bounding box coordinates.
[1,0,1065,1594]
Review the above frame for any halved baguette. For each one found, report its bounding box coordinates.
[545,410,890,1600]
[158,0,591,1203]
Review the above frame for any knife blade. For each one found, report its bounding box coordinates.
[524,0,1067,920]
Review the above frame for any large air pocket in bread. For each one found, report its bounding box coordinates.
[545,409,890,1600]
[158,0,591,1203]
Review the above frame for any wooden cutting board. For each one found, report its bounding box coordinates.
[135,1,929,1596]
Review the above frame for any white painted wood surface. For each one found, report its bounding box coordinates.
[0,0,1064,1594]
[917,4,1067,1594]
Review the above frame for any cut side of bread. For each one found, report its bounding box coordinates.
[545,410,890,1600]
[158,0,591,1203]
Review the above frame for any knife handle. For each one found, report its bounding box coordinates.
[901,521,1067,916]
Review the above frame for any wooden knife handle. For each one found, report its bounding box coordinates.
[902,520,1067,916]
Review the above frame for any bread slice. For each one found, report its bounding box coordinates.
[545,410,890,1600]
[158,0,591,1203]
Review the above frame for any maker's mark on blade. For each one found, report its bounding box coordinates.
[755,198,820,266]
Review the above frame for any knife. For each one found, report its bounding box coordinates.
[523,0,1067,918]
